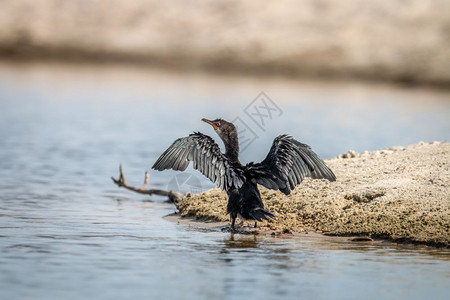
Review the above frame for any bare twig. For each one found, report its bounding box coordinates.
[111,164,183,203]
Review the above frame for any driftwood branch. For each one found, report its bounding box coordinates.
[111,164,183,203]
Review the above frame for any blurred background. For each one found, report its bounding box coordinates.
[1,0,450,85]
[1,1,450,299]
[1,0,449,187]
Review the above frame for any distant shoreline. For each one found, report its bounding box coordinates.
[2,54,450,90]
[174,142,450,247]
[1,0,449,87]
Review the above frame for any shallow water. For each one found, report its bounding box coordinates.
[0,61,449,299]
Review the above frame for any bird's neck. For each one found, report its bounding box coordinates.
[225,146,239,163]
[223,135,240,164]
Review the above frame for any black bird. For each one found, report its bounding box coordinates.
[152,118,336,229]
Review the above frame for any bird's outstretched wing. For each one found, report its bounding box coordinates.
[247,135,336,195]
[152,132,244,190]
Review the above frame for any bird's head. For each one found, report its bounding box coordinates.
[202,118,238,146]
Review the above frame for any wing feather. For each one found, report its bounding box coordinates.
[152,132,244,190]
[247,135,335,195]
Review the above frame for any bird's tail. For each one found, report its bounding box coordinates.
[250,208,276,222]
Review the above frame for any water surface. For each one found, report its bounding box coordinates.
[0,61,449,300]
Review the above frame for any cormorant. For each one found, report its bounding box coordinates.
[152,118,336,229]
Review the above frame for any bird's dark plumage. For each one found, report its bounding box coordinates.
[247,134,336,195]
[153,132,245,190]
[152,118,335,229]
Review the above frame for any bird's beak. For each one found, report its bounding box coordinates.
[201,118,218,130]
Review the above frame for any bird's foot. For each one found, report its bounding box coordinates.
[221,225,235,233]
[240,222,260,230]
[221,225,259,235]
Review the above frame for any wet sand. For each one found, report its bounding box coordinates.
[174,142,450,247]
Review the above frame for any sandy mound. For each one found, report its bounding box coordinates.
[176,142,450,247]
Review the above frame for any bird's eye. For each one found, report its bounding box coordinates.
[216,122,221,127]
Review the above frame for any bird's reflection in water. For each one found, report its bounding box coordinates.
[223,234,259,249]
[220,234,259,263]
[220,234,294,272]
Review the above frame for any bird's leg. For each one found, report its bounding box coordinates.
[221,216,237,232]
[254,222,258,228]
[231,217,236,231]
